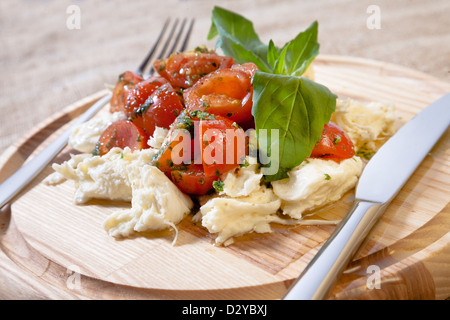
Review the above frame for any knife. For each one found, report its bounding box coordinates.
[283,93,450,300]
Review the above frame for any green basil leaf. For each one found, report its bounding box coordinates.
[207,6,272,72]
[267,39,280,70]
[252,71,337,181]
[280,21,319,76]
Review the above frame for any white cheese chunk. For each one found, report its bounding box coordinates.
[147,126,169,149]
[197,186,282,245]
[333,99,396,155]
[272,157,364,219]
[220,156,262,198]
[45,147,157,204]
[69,111,127,153]
[103,165,193,240]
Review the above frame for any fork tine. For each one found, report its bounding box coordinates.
[168,18,187,55]
[145,18,195,78]
[136,18,170,76]
[179,18,195,52]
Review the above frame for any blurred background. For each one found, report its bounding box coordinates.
[1,0,449,151]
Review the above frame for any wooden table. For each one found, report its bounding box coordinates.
[1,0,449,300]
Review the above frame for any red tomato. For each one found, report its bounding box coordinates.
[94,120,149,156]
[197,115,248,177]
[153,50,234,89]
[129,82,184,136]
[110,71,143,114]
[183,63,257,127]
[125,76,170,115]
[310,121,355,161]
[151,111,195,174]
[170,164,218,195]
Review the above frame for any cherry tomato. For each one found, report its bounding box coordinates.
[151,111,195,174]
[110,71,143,114]
[125,76,170,116]
[183,63,257,127]
[153,50,234,89]
[170,164,218,195]
[93,120,149,156]
[129,82,184,136]
[197,115,248,177]
[310,121,355,161]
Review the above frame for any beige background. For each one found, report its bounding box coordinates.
[0,0,449,151]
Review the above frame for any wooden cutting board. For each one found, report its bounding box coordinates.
[0,55,449,300]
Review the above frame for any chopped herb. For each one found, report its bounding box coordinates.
[356,143,375,160]
[189,110,216,120]
[212,180,224,191]
[202,101,210,110]
[92,142,101,156]
[333,135,341,145]
[324,173,331,180]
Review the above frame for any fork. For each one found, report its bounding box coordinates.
[0,18,195,210]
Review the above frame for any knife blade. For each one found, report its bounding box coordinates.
[283,93,450,300]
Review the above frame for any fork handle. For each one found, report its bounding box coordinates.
[283,199,388,300]
[0,93,112,210]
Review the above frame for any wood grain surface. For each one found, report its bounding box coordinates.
[0,56,449,300]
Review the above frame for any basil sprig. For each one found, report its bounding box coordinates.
[208,6,337,181]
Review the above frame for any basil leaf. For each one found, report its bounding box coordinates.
[277,21,319,76]
[207,6,272,72]
[252,71,337,181]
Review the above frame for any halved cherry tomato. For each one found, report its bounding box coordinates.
[110,71,144,114]
[170,164,218,195]
[183,63,257,127]
[129,82,184,136]
[310,121,355,161]
[125,76,170,116]
[93,120,149,156]
[197,115,248,177]
[151,111,195,174]
[154,50,234,89]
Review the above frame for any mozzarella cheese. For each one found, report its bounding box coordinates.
[271,157,364,219]
[69,110,127,153]
[219,156,262,197]
[332,99,396,156]
[103,164,193,241]
[196,185,282,245]
[45,147,157,204]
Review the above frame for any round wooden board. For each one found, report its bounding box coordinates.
[0,55,449,300]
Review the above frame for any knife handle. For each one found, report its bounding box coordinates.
[283,199,388,300]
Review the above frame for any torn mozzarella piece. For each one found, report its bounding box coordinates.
[197,186,282,245]
[220,156,262,197]
[69,111,127,153]
[147,126,169,149]
[103,165,193,239]
[272,157,364,219]
[332,99,396,155]
[44,147,157,204]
